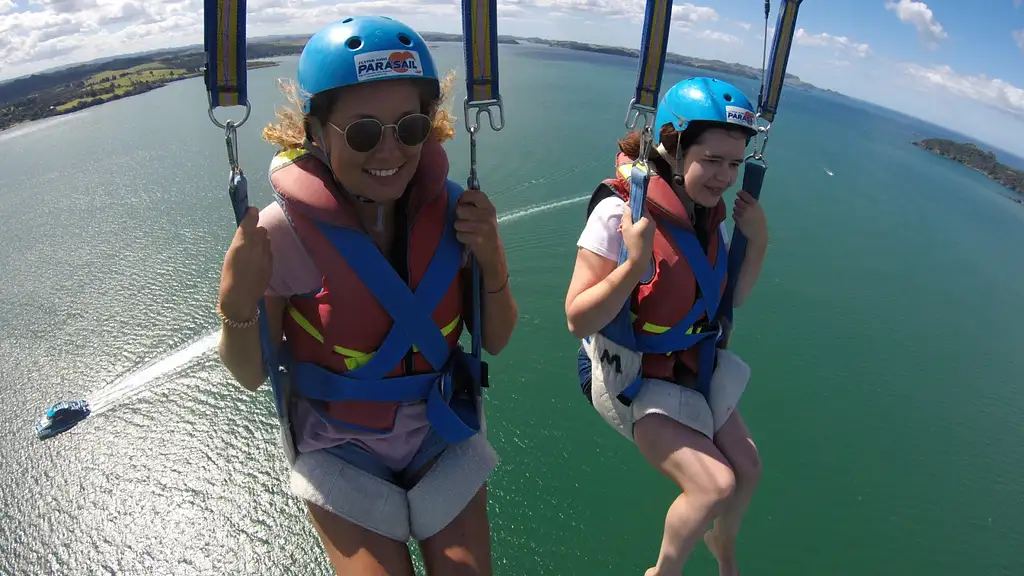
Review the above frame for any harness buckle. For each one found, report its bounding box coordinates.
[450,348,489,402]
[695,319,725,343]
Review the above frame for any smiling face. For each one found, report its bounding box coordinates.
[316,79,430,203]
[677,127,749,207]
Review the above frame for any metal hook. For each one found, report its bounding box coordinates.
[624,98,656,132]
[463,97,505,134]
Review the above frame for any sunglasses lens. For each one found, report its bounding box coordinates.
[396,114,432,147]
[343,119,383,153]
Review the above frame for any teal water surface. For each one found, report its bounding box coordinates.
[1,43,1022,575]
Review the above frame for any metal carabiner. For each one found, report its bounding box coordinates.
[224,120,241,174]
[637,123,655,165]
[744,116,772,168]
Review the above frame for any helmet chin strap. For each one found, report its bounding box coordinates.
[655,142,696,224]
[654,142,684,187]
[307,120,386,232]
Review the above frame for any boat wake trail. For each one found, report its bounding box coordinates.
[89,331,221,414]
[497,195,588,224]
[34,192,585,439]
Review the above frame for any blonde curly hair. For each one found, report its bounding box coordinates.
[262,70,458,150]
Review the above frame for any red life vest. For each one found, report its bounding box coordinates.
[268,139,478,439]
[596,152,728,396]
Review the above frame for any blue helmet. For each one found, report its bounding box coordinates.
[652,77,758,146]
[297,16,440,114]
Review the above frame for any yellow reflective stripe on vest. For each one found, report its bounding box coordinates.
[641,321,698,335]
[270,147,309,173]
[287,305,462,371]
[639,319,698,356]
[617,162,649,181]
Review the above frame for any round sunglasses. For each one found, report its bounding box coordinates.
[327,113,432,154]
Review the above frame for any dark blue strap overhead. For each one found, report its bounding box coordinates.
[631,0,674,111]
[600,164,651,354]
[227,171,287,420]
[720,162,766,324]
[203,0,248,110]
[721,0,804,323]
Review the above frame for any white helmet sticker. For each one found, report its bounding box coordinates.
[725,105,756,128]
[354,50,424,82]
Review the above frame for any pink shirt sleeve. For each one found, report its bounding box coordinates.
[259,202,322,297]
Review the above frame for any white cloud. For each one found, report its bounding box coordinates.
[884,0,947,49]
[733,21,752,31]
[1014,29,1024,53]
[795,28,871,58]
[672,2,717,24]
[503,0,716,23]
[0,0,743,78]
[696,30,741,44]
[903,62,1024,117]
[0,0,472,78]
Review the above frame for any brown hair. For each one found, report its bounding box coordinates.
[617,121,752,174]
[261,70,458,150]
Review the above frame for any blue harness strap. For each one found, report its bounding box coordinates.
[603,218,728,405]
[288,181,482,444]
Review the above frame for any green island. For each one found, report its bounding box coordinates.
[1,32,821,132]
[913,138,1024,201]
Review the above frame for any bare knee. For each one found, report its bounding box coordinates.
[736,445,762,487]
[634,414,737,506]
[691,464,736,508]
[727,440,762,489]
[714,412,763,489]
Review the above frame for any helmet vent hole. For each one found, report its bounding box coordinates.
[346,37,363,50]
[342,17,352,23]
[724,93,733,102]
[398,34,413,46]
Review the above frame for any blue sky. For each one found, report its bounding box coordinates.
[1,0,1022,155]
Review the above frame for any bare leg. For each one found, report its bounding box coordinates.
[306,502,415,576]
[704,411,762,576]
[406,456,493,576]
[418,484,493,575]
[633,413,737,576]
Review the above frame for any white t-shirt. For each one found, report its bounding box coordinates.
[576,195,729,272]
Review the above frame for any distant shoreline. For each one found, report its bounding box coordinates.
[913,138,1024,202]
[0,32,826,132]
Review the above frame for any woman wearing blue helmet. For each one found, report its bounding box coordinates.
[216,15,517,575]
[566,77,768,576]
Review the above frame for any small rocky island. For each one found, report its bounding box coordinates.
[913,138,1024,201]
